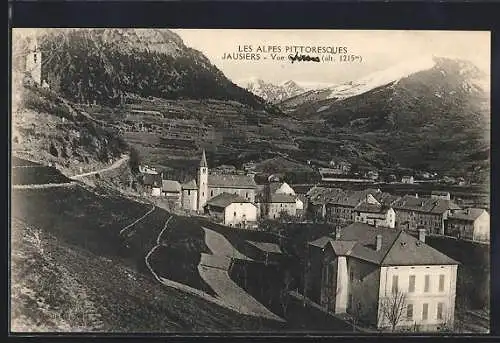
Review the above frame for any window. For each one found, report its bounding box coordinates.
[188,190,190,195]
[424,275,430,292]
[211,190,214,197]
[439,275,445,292]
[233,211,236,217]
[409,275,416,293]
[246,192,248,198]
[406,304,413,320]
[202,192,204,196]
[437,303,444,320]
[422,303,428,320]
[392,275,398,294]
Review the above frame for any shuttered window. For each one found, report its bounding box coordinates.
[439,275,445,292]
[409,275,416,293]
[392,275,398,294]
[422,303,428,320]
[424,275,430,292]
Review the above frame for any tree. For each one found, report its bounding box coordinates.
[379,290,408,331]
[280,270,293,317]
[129,146,140,174]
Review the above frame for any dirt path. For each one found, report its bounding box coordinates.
[198,227,284,322]
[200,227,252,261]
[119,205,156,237]
[71,155,129,179]
[12,182,78,190]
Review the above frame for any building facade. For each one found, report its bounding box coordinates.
[446,208,490,242]
[307,223,459,332]
[204,192,257,227]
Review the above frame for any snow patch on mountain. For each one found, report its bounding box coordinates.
[238,78,309,103]
[326,56,437,100]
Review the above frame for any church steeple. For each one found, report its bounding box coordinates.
[197,149,209,212]
[200,149,208,168]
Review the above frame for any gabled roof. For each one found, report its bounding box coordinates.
[309,222,458,266]
[381,232,459,266]
[182,179,198,190]
[208,174,257,189]
[354,202,387,214]
[449,208,488,221]
[162,180,181,193]
[205,192,251,208]
[392,195,461,214]
[143,173,162,187]
[374,192,401,206]
[269,193,297,203]
[309,237,357,256]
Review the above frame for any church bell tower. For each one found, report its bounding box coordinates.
[197,149,209,212]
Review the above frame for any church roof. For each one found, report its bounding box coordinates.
[182,179,198,190]
[269,193,297,203]
[208,174,257,189]
[162,180,181,193]
[200,149,208,168]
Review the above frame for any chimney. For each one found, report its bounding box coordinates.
[335,226,341,240]
[376,234,382,251]
[418,228,426,243]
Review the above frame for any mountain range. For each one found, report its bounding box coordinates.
[23,29,273,110]
[239,78,309,104]
[13,29,490,183]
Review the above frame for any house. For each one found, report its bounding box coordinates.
[446,208,490,243]
[267,193,298,220]
[306,223,459,332]
[181,179,198,211]
[204,192,257,228]
[263,181,303,219]
[353,202,396,229]
[366,170,379,181]
[143,173,162,197]
[401,176,414,184]
[431,191,451,201]
[329,160,352,174]
[161,180,181,207]
[392,195,461,235]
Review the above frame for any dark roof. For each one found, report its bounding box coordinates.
[182,179,197,190]
[208,174,257,189]
[392,195,461,214]
[200,149,208,168]
[354,202,386,214]
[247,241,283,254]
[205,192,251,208]
[431,191,451,196]
[374,192,401,206]
[309,237,357,256]
[309,222,458,266]
[449,208,488,221]
[162,180,181,193]
[143,173,162,187]
[269,193,297,203]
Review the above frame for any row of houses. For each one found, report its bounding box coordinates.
[141,151,306,228]
[307,187,490,243]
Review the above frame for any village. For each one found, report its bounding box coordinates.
[132,149,490,332]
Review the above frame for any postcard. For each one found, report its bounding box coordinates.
[10,28,490,334]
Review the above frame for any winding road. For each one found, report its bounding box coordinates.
[71,155,129,179]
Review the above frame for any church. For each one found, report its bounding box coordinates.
[179,150,258,214]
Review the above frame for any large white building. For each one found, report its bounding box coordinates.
[307,223,459,332]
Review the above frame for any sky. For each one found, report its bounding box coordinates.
[172,29,490,87]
